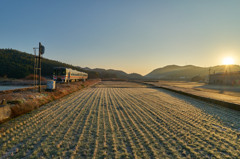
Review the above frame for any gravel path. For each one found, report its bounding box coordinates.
[0,81,240,158]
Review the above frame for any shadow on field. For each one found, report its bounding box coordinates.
[152,87,240,131]
[195,84,240,94]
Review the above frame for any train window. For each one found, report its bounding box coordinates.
[62,69,66,75]
[54,69,61,76]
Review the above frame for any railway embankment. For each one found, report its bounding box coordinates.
[0,79,100,123]
[144,81,240,111]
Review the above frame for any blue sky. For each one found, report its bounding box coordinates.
[1,0,240,75]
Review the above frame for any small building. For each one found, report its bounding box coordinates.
[209,71,240,85]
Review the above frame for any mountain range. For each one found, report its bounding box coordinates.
[81,64,240,81]
[0,49,98,79]
[146,64,240,81]
[82,67,144,80]
[0,49,143,80]
[1,48,240,81]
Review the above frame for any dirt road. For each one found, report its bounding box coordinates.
[1,81,240,158]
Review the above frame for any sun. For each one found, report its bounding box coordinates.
[222,57,234,65]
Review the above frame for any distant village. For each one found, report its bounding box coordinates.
[209,71,240,85]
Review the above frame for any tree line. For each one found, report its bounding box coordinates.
[0,49,99,79]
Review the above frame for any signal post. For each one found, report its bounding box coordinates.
[33,42,45,93]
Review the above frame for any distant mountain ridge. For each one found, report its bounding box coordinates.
[1,48,239,81]
[81,67,144,80]
[146,64,240,80]
[0,49,98,79]
[0,49,143,80]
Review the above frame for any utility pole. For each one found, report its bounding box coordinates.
[38,43,41,92]
[33,43,45,93]
[208,67,211,84]
[33,48,38,88]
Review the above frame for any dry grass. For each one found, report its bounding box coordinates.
[24,74,47,81]
[0,79,100,121]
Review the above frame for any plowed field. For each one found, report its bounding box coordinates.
[1,81,240,158]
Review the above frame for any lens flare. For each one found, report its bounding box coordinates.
[222,57,234,65]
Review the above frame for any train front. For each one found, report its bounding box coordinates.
[53,67,67,82]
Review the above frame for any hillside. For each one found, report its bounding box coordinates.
[83,68,144,80]
[0,49,143,80]
[2,48,239,81]
[146,65,240,81]
[0,49,98,79]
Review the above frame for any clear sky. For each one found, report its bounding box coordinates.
[1,0,240,75]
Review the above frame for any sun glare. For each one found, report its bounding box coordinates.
[222,57,234,65]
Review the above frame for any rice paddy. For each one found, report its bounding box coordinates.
[1,81,240,158]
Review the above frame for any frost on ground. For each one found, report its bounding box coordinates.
[0,81,240,158]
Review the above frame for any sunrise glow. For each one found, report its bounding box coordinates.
[222,57,234,65]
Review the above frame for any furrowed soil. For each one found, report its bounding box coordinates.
[1,81,240,158]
